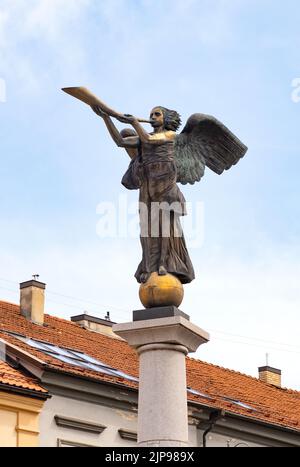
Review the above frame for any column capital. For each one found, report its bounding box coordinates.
[113,315,209,353]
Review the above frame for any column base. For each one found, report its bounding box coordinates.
[139,440,189,447]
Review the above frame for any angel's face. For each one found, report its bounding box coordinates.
[150,107,164,129]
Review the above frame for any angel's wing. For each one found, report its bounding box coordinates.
[174,113,248,185]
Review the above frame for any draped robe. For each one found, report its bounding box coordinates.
[122,138,195,284]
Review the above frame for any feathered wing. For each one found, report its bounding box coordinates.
[174,113,248,185]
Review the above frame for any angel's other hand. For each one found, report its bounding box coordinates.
[91,105,106,118]
[117,114,137,124]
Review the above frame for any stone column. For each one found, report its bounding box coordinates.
[113,307,209,447]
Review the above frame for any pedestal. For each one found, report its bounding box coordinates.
[113,308,209,447]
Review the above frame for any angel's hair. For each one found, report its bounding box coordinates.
[158,107,181,132]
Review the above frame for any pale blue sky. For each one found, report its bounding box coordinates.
[0,0,300,388]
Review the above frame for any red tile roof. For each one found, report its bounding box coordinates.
[0,359,48,395]
[0,299,299,432]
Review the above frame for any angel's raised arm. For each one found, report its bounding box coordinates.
[92,106,139,149]
[130,118,174,145]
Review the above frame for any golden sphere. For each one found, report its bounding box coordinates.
[139,272,184,308]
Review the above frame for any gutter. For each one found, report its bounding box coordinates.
[189,399,300,438]
[0,382,50,400]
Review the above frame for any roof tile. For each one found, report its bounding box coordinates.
[0,360,47,394]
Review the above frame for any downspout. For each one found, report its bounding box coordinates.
[202,409,225,447]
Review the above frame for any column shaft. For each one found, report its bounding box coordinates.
[138,344,188,447]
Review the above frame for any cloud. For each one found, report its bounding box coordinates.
[0,0,91,95]
[0,0,90,41]
[0,0,251,104]
[22,0,90,42]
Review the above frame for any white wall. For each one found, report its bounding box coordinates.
[39,395,138,447]
[39,395,268,447]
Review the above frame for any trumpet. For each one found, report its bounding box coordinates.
[62,87,151,123]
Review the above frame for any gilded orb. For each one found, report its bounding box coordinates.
[139,272,184,308]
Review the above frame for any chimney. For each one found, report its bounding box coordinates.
[20,279,46,326]
[71,313,121,339]
[258,366,281,388]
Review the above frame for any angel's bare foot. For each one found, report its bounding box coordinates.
[140,272,150,283]
[158,265,167,276]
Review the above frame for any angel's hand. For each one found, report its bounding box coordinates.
[116,114,137,124]
[91,105,107,118]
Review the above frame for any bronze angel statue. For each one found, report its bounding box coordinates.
[62,88,248,285]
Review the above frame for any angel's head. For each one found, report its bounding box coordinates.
[150,106,181,132]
